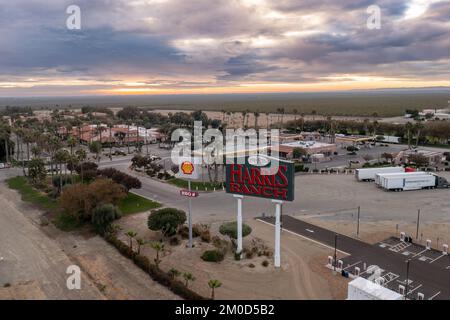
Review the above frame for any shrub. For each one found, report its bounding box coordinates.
[60,179,126,222]
[98,168,142,191]
[169,236,180,246]
[91,204,122,233]
[201,250,224,262]
[262,260,269,267]
[219,221,252,239]
[248,263,255,268]
[148,208,187,237]
[178,225,189,239]
[51,175,73,189]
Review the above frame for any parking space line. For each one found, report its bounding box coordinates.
[343,260,362,271]
[412,248,428,258]
[429,254,445,263]
[383,273,399,286]
[409,284,423,293]
[428,291,441,300]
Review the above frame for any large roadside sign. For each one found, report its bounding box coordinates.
[225,155,295,201]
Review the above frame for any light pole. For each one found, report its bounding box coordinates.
[188,179,193,248]
[334,234,338,271]
[405,259,411,300]
[356,206,360,237]
[416,209,420,240]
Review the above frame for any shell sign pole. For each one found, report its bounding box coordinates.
[176,158,200,248]
[225,155,295,267]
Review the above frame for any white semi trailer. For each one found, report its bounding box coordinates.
[377,172,449,191]
[355,166,404,182]
[374,171,427,187]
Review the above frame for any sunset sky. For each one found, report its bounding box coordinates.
[1,0,450,97]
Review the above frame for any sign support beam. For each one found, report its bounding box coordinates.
[272,199,283,268]
[234,195,244,256]
[188,179,193,248]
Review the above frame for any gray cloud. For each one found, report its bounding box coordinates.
[0,0,449,96]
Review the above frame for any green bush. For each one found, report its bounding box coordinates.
[201,250,224,262]
[219,221,252,239]
[91,204,122,233]
[262,260,269,267]
[148,208,187,237]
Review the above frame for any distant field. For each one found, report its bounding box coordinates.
[1,89,449,117]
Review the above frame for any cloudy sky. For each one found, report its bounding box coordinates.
[0,0,449,96]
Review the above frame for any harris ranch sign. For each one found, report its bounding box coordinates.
[226,156,295,201]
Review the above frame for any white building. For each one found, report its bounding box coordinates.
[347,277,403,300]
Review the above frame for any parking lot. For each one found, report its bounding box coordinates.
[259,215,450,300]
[340,236,450,300]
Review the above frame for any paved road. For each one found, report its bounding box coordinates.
[98,157,450,224]
[259,215,450,300]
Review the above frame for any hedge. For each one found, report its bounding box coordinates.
[201,249,224,262]
[104,233,207,300]
[219,221,252,239]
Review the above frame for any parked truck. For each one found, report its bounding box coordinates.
[374,171,426,187]
[377,172,449,191]
[355,166,404,182]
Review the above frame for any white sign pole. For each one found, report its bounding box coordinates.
[188,179,193,248]
[234,195,244,256]
[272,199,283,268]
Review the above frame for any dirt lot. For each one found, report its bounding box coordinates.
[117,213,348,300]
[0,181,178,300]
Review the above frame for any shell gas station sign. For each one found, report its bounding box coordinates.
[176,158,200,180]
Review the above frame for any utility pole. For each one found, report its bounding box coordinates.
[357,206,361,237]
[416,209,420,240]
[188,179,193,248]
[405,259,411,300]
[334,234,338,271]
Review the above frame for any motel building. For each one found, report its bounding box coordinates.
[271,141,337,161]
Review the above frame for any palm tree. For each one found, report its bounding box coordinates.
[89,141,102,163]
[208,279,222,300]
[405,122,413,149]
[0,122,11,164]
[265,112,270,129]
[253,111,260,130]
[107,121,114,160]
[414,122,425,147]
[125,231,138,251]
[136,238,146,254]
[54,149,70,192]
[168,268,181,280]
[75,148,87,183]
[67,135,77,156]
[150,241,165,268]
[241,111,247,128]
[126,120,132,154]
[183,272,196,288]
[22,129,35,161]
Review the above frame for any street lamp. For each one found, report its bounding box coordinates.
[405,259,411,300]
[334,234,338,272]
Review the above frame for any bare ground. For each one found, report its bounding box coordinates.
[117,213,347,300]
[0,182,179,300]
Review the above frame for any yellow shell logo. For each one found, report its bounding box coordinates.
[181,161,194,175]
